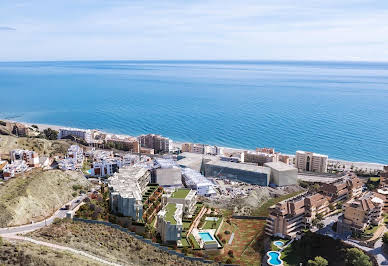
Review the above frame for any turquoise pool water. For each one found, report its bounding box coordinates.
[199,232,214,241]
[267,251,282,265]
[274,241,284,248]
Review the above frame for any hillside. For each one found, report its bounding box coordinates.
[0,169,90,227]
[29,220,214,266]
[0,135,73,159]
[0,238,104,266]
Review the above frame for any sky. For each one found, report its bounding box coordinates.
[1,0,388,61]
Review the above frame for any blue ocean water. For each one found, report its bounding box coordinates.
[0,60,387,164]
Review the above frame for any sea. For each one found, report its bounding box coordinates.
[0,60,387,164]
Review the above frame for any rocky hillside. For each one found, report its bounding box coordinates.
[0,169,90,227]
[0,135,73,158]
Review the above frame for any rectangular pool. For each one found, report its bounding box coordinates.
[199,232,214,242]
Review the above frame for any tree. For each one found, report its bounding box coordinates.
[328,203,335,211]
[346,248,372,266]
[308,256,328,266]
[383,232,388,245]
[43,128,58,140]
[31,124,39,129]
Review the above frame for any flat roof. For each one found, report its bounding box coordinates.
[165,203,177,224]
[171,188,191,199]
[206,159,271,174]
[264,161,297,171]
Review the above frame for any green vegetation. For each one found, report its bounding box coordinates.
[188,234,200,249]
[171,188,191,199]
[202,217,223,230]
[308,256,328,266]
[346,248,372,266]
[252,191,304,216]
[42,128,58,140]
[366,177,380,191]
[363,225,378,236]
[165,203,177,224]
[76,195,110,221]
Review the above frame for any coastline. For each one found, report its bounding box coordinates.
[1,118,386,170]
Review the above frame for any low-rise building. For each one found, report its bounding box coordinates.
[162,188,197,214]
[295,150,328,173]
[264,161,298,186]
[10,149,40,167]
[108,166,151,221]
[58,128,92,143]
[156,203,183,243]
[3,160,29,179]
[91,159,121,177]
[182,167,216,196]
[181,143,205,154]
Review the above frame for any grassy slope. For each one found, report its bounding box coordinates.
[0,239,104,266]
[0,169,90,227]
[28,220,213,266]
[0,135,73,158]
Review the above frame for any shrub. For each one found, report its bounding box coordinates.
[224,230,231,235]
[72,192,77,197]
[228,250,234,257]
[346,248,372,266]
[308,256,328,266]
[0,236,3,246]
[383,232,388,245]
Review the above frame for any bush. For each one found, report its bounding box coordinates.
[383,232,388,245]
[225,258,233,264]
[346,248,372,266]
[72,192,77,197]
[224,230,231,235]
[43,128,58,140]
[308,256,328,266]
[0,236,3,246]
[228,250,234,257]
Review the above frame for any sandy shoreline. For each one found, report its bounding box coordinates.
[1,118,386,170]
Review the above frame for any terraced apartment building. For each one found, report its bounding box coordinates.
[156,203,183,243]
[266,174,363,238]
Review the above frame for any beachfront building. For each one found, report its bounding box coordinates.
[105,134,140,153]
[156,203,183,243]
[108,166,151,221]
[10,149,40,167]
[264,161,298,186]
[138,134,171,153]
[3,160,29,179]
[181,167,216,196]
[295,150,328,173]
[162,188,197,214]
[58,128,92,143]
[203,159,271,186]
[181,143,205,154]
[278,154,291,165]
[241,150,278,166]
[337,192,384,235]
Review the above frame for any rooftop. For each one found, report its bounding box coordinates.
[165,203,177,224]
[264,161,297,171]
[206,159,271,174]
[171,188,191,199]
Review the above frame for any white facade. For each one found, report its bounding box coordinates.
[157,203,183,243]
[264,161,298,186]
[58,128,92,143]
[181,167,216,196]
[295,150,328,173]
[10,149,40,167]
[91,159,122,177]
[163,188,198,213]
[3,160,29,179]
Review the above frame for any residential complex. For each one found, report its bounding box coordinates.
[295,150,328,173]
[162,188,197,213]
[181,167,216,196]
[3,160,29,179]
[156,203,183,243]
[108,166,151,221]
[138,134,171,153]
[10,149,40,167]
[58,128,92,143]
[105,134,140,153]
[58,145,84,171]
[181,143,205,154]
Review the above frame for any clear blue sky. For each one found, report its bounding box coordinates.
[1,0,388,61]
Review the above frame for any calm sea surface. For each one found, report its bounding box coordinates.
[0,61,387,163]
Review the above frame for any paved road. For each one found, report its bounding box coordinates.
[0,194,87,235]
[2,234,122,266]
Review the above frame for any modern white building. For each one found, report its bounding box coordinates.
[264,161,298,186]
[181,167,216,196]
[3,160,29,179]
[156,203,183,243]
[108,166,151,221]
[10,149,40,167]
[58,145,84,171]
[295,151,328,173]
[58,128,92,143]
[162,188,197,213]
[91,158,122,177]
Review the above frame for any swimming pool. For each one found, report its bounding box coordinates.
[273,241,285,249]
[199,232,214,242]
[267,251,283,266]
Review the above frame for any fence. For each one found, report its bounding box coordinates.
[73,218,217,264]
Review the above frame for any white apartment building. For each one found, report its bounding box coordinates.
[58,128,92,143]
[3,160,29,179]
[295,150,328,173]
[91,159,121,177]
[204,145,219,155]
[58,145,84,171]
[10,149,40,167]
[108,166,151,221]
[162,188,198,213]
[156,203,183,243]
[181,167,217,196]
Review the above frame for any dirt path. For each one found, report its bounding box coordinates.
[3,234,124,266]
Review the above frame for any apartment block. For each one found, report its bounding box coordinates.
[138,134,171,153]
[320,174,363,202]
[58,128,92,143]
[162,188,197,214]
[156,203,183,243]
[10,149,40,167]
[241,150,278,166]
[105,134,140,153]
[278,154,291,165]
[181,143,205,154]
[58,145,84,171]
[337,192,384,234]
[108,166,151,221]
[3,160,29,179]
[91,159,121,177]
[295,150,328,173]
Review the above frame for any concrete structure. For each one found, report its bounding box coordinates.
[278,154,291,165]
[86,149,113,161]
[153,158,182,187]
[3,160,29,179]
[181,143,205,154]
[138,134,171,153]
[162,188,197,213]
[177,152,208,172]
[241,150,278,166]
[39,157,51,168]
[319,174,363,202]
[337,192,384,235]
[58,128,92,143]
[108,166,151,221]
[295,150,328,173]
[91,159,121,177]
[105,134,140,153]
[204,145,219,155]
[181,167,216,196]
[67,145,84,166]
[10,149,40,167]
[203,159,271,186]
[156,203,183,243]
[264,161,298,186]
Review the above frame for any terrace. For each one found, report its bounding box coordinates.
[165,203,177,224]
[171,188,191,199]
